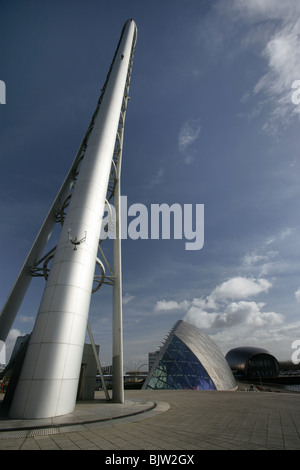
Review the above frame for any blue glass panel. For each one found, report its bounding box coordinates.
[146,335,216,390]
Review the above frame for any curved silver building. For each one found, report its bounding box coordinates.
[143,320,236,391]
[225,347,279,379]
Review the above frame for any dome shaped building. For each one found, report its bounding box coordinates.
[142,320,236,391]
[225,347,279,379]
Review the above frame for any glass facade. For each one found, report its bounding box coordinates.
[247,354,279,378]
[146,335,216,391]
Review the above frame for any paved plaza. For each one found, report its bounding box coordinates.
[0,389,300,450]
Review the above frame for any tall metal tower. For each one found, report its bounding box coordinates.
[0,19,137,419]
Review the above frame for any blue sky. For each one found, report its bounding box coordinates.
[1,0,300,371]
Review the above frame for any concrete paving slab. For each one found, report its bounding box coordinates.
[0,389,300,450]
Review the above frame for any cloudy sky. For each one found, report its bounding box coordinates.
[1,0,300,371]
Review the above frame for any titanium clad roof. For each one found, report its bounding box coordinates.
[174,321,236,390]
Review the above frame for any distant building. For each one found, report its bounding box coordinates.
[10,335,30,362]
[225,347,279,379]
[102,365,113,375]
[143,320,236,391]
[148,351,159,372]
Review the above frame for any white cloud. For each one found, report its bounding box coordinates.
[242,250,279,277]
[231,0,300,133]
[178,120,201,150]
[19,315,35,323]
[279,227,293,240]
[154,299,190,313]
[155,276,279,328]
[178,119,201,164]
[243,251,277,267]
[154,275,287,355]
[256,30,300,131]
[295,288,300,303]
[209,319,300,359]
[123,293,135,305]
[232,0,300,22]
[190,296,217,311]
[185,306,217,329]
[4,328,23,363]
[148,167,165,188]
[263,228,293,246]
[185,299,283,330]
[241,228,294,278]
[240,227,296,279]
[209,276,272,302]
[217,301,283,327]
